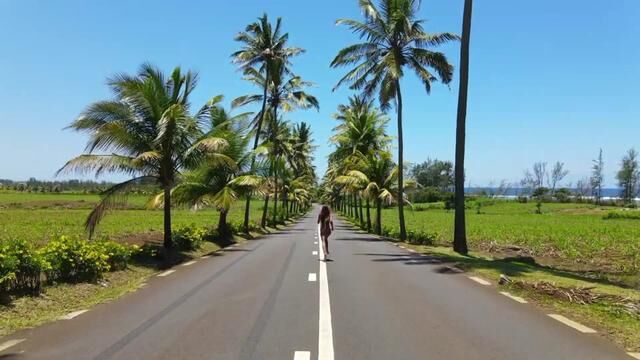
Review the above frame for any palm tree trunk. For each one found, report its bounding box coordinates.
[218,209,230,238]
[261,195,270,228]
[163,186,173,249]
[376,197,382,235]
[396,81,407,241]
[366,198,371,232]
[453,0,472,255]
[272,159,278,225]
[243,74,270,233]
[358,194,364,226]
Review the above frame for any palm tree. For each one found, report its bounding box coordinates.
[453,0,473,255]
[232,14,303,233]
[330,95,390,160]
[58,64,230,249]
[331,0,457,240]
[234,61,318,226]
[171,99,262,237]
[336,150,397,235]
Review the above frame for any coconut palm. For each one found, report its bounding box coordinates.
[171,100,262,237]
[336,150,398,235]
[330,95,390,162]
[232,13,303,233]
[58,64,230,249]
[453,0,473,255]
[234,61,318,226]
[331,0,457,240]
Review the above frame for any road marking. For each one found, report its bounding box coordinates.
[468,276,491,285]
[59,309,88,320]
[201,255,211,259]
[308,273,317,282]
[547,314,596,333]
[628,353,640,359]
[181,260,197,267]
[499,291,528,303]
[157,270,176,277]
[314,241,318,244]
[312,250,318,256]
[0,339,25,352]
[318,225,335,360]
[293,351,311,360]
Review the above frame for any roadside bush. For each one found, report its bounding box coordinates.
[0,238,50,294]
[406,229,437,245]
[0,241,17,291]
[41,236,110,283]
[381,226,437,245]
[97,241,139,271]
[411,187,445,203]
[603,211,640,220]
[172,225,207,250]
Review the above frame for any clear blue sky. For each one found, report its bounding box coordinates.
[1,0,638,187]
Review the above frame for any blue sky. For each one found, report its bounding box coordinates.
[0,0,638,187]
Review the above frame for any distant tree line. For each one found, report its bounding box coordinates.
[0,178,157,194]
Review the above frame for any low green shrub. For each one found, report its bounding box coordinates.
[41,236,110,283]
[380,226,437,245]
[0,238,50,294]
[172,225,208,251]
[98,240,138,271]
[603,211,640,220]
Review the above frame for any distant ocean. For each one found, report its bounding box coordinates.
[465,187,639,201]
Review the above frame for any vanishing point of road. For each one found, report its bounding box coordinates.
[0,205,632,359]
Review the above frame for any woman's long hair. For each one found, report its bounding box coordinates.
[318,205,331,223]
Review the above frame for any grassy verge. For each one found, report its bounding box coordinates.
[0,212,306,337]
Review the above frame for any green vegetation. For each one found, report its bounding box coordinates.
[379,201,640,277]
[331,0,457,241]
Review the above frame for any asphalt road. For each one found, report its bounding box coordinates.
[0,205,632,359]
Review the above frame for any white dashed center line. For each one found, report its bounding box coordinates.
[547,314,596,333]
[312,251,318,256]
[308,273,317,282]
[499,291,528,303]
[317,224,335,360]
[293,350,311,360]
[157,270,176,277]
[0,339,25,352]
[59,309,88,320]
[468,276,491,286]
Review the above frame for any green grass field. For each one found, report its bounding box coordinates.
[0,192,265,245]
[377,201,640,276]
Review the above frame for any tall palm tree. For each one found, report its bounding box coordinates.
[234,61,318,226]
[171,99,262,237]
[453,0,473,255]
[331,0,457,240]
[58,64,230,249]
[232,14,303,233]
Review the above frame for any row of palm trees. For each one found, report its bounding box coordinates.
[325,0,473,254]
[59,14,319,250]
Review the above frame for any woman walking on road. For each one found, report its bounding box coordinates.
[317,205,334,261]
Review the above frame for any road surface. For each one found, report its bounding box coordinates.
[0,205,632,359]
